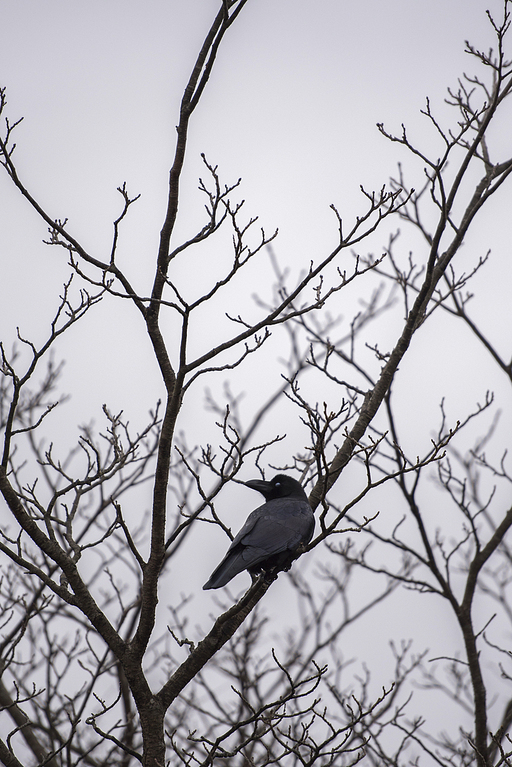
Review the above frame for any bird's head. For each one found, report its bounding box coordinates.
[244,474,308,501]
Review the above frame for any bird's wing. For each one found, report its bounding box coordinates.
[225,506,263,551]
[203,496,314,589]
[236,497,313,557]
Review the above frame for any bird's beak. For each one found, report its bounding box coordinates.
[244,479,271,494]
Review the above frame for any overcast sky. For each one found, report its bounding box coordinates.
[1,0,512,742]
[1,0,505,403]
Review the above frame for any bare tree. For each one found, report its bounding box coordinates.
[1,1,512,765]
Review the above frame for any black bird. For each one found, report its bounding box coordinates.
[203,474,314,590]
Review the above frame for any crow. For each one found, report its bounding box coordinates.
[203,474,314,590]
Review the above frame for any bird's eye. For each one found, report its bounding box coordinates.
[274,482,281,487]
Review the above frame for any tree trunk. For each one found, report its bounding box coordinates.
[140,698,166,767]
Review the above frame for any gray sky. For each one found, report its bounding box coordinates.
[1,0,511,747]
[1,0,504,411]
